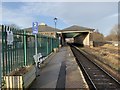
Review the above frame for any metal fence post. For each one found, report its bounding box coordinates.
[51,37,53,52]
[23,30,27,66]
[47,37,49,55]
[40,35,41,47]
[1,25,5,77]
[0,53,2,88]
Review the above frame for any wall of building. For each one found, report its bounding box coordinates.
[74,32,90,46]
[83,33,90,46]
[40,32,56,37]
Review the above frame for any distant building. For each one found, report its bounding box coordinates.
[25,23,60,38]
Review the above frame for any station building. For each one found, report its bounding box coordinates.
[25,23,94,47]
[58,25,94,46]
[25,23,60,38]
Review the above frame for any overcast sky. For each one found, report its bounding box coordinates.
[1,1,119,36]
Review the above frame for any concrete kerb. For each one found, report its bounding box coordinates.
[65,46,89,89]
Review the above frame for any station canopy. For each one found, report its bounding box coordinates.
[62,32,82,38]
[58,25,94,38]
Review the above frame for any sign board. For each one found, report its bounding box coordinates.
[7,30,14,45]
[32,22,38,34]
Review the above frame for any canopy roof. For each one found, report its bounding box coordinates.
[59,25,94,38]
[60,25,94,33]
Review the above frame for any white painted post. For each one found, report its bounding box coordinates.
[35,34,38,76]
[32,22,39,76]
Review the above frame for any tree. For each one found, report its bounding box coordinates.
[105,24,120,41]
[9,24,20,30]
[90,30,105,42]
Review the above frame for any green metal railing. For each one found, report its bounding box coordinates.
[2,25,27,75]
[37,35,59,56]
[1,25,59,84]
[0,53,1,88]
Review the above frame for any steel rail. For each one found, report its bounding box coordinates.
[70,44,120,89]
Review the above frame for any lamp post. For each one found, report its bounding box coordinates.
[54,17,57,30]
[54,18,57,48]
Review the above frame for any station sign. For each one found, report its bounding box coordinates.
[32,22,38,34]
[7,30,13,45]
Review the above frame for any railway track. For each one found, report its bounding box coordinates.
[70,45,120,90]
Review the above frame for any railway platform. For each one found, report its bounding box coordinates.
[29,46,89,89]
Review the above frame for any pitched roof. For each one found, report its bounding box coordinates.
[25,24,60,33]
[62,25,94,31]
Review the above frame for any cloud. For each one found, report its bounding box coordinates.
[0,3,2,24]
[111,13,120,18]
[2,4,35,28]
[3,3,117,18]
[89,13,118,36]
[2,0,120,2]
[2,2,118,36]
[2,2,68,28]
[51,2,118,27]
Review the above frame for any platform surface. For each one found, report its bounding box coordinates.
[29,46,89,89]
